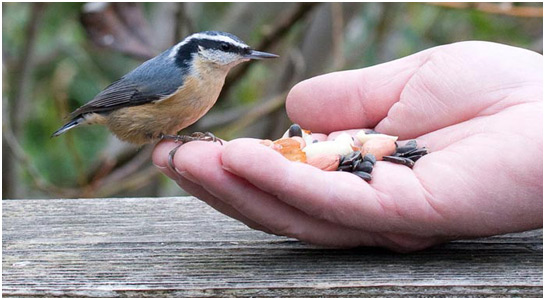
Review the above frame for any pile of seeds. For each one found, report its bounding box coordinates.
[382,140,428,168]
[338,151,376,181]
[261,124,429,182]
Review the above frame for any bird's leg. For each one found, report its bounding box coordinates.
[160,132,223,173]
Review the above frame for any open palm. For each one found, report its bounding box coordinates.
[153,41,542,251]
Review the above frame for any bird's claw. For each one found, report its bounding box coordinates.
[189,132,223,145]
[168,144,183,174]
[162,132,223,173]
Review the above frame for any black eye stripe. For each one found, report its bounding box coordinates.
[198,39,247,54]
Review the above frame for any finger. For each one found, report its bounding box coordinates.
[286,48,431,134]
[152,140,185,180]
[153,140,273,233]
[375,41,543,138]
[172,141,381,248]
[287,42,542,139]
[221,139,445,234]
[155,140,442,250]
[152,136,227,176]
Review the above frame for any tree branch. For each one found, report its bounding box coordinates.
[94,165,160,198]
[174,2,193,43]
[4,3,47,199]
[218,92,288,138]
[331,2,345,70]
[87,145,154,195]
[3,122,80,198]
[10,3,46,136]
[427,2,543,18]
[220,3,320,98]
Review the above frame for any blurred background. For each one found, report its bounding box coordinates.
[2,2,542,200]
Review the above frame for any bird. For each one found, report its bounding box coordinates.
[52,31,278,147]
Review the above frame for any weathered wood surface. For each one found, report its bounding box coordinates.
[2,197,542,297]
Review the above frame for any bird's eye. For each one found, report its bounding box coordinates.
[220,43,230,51]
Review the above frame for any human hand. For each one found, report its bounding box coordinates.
[153,41,543,251]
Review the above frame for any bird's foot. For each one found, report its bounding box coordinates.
[161,131,222,144]
[160,132,223,173]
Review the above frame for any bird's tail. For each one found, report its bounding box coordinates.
[51,117,84,137]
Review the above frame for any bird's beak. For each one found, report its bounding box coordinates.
[244,50,279,60]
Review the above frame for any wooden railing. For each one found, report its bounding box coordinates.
[3,197,542,297]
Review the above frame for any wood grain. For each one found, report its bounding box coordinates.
[2,197,542,297]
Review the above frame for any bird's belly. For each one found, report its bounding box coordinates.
[106,76,223,145]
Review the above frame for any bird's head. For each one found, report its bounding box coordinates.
[170,31,278,71]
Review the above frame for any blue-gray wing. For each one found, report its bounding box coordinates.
[70,50,184,118]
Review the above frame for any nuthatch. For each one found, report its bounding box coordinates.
[53,31,278,147]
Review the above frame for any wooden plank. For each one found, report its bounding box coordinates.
[2,197,543,297]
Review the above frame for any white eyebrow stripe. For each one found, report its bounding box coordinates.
[168,32,249,60]
[190,33,249,48]
[169,42,186,59]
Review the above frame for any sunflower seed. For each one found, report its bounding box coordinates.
[363,153,376,165]
[353,171,372,182]
[396,142,418,154]
[405,139,417,148]
[407,155,423,162]
[337,165,353,172]
[404,147,428,157]
[288,124,303,137]
[355,161,373,173]
[340,151,362,166]
[383,155,415,168]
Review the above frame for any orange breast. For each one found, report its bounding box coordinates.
[105,67,227,145]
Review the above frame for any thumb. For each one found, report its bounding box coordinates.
[286,49,430,134]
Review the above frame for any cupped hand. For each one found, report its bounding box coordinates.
[153,41,543,251]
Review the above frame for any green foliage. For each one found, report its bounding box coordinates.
[3,2,542,199]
